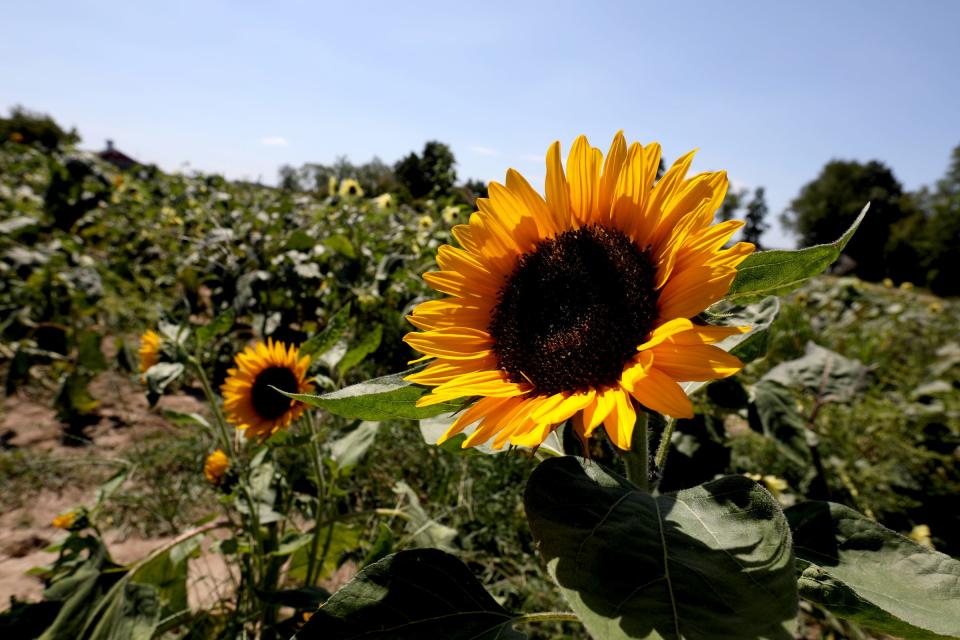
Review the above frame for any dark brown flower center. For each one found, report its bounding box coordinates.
[251,366,299,420]
[488,224,659,396]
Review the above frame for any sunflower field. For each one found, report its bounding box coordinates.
[1,128,959,640]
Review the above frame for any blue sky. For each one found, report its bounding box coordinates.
[4,0,959,247]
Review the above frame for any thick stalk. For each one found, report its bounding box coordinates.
[623,410,649,491]
[513,611,581,625]
[191,355,234,456]
[653,417,676,471]
[304,411,328,586]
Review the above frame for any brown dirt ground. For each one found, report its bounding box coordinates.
[0,368,225,606]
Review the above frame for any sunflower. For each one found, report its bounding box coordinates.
[403,133,754,450]
[221,339,313,440]
[139,329,161,374]
[338,178,364,198]
[203,449,230,485]
[51,510,77,530]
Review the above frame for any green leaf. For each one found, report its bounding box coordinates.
[280,369,464,421]
[82,582,160,640]
[524,457,797,640]
[761,341,868,403]
[725,203,868,304]
[130,535,201,618]
[300,303,352,359]
[787,501,960,639]
[284,229,316,251]
[76,330,107,372]
[749,380,812,470]
[328,421,379,471]
[704,295,781,363]
[287,523,360,582]
[393,481,457,551]
[337,325,382,377]
[257,586,329,610]
[295,548,526,640]
[323,234,356,259]
[144,362,184,405]
[161,409,210,429]
[195,308,235,347]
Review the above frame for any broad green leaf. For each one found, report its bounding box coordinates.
[749,380,812,470]
[337,324,382,377]
[295,548,527,639]
[323,234,356,258]
[256,586,329,610]
[280,369,463,421]
[76,330,107,372]
[144,362,184,405]
[195,308,235,347]
[329,421,380,471]
[725,203,868,304]
[787,501,960,639]
[704,295,781,363]
[393,481,457,551]
[82,582,160,640]
[284,229,316,251]
[131,535,201,617]
[287,523,360,582]
[300,303,352,359]
[524,457,797,640]
[761,341,868,402]
[161,409,210,429]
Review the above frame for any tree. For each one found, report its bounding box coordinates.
[0,105,80,149]
[718,187,746,223]
[917,143,960,295]
[395,141,457,200]
[781,160,912,281]
[742,187,769,248]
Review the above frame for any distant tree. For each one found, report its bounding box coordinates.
[395,141,457,200]
[278,164,302,191]
[718,187,746,222]
[0,105,79,149]
[742,187,770,248]
[916,144,960,295]
[781,160,912,281]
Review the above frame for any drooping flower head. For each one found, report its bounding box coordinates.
[204,449,230,485]
[403,133,754,450]
[138,329,161,374]
[221,339,313,440]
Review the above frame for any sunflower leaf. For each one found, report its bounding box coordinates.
[786,501,960,639]
[301,303,352,359]
[724,203,868,304]
[279,369,463,421]
[294,548,527,639]
[524,457,797,640]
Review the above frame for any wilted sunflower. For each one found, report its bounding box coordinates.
[139,329,161,374]
[203,449,229,485]
[221,339,313,440]
[403,133,754,450]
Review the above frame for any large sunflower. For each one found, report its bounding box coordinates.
[221,339,313,440]
[403,133,754,450]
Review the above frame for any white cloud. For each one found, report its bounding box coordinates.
[469,145,497,156]
[261,136,289,147]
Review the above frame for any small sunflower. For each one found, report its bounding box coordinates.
[403,133,754,450]
[417,214,435,231]
[139,330,161,374]
[52,510,77,530]
[442,205,462,224]
[338,178,364,198]
[221,339,313,440]
[203,449,230,485]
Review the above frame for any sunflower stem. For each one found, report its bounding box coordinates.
[623,410,649,491]
[304,411,328,587]
[513,611,582,625]
[653,416,676,472]
[190,355,234,456]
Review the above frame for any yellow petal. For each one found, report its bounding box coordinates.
[665,324,749,345]
[530,389,595,424]
[405,356,498,385]
[416,369,530,406]
[650,343,744,381]
[610,142,649,238]
[636,318,694,351]
[566,135,601,226]
[406,298,492,331]
[403,327,493,360]
[625,366,693,419]
[597,131,627,219]
[505,168,558,237]
[658,266,737,321]
[581,388,617,434]
[602,387,637,450]
[545,141,571,229]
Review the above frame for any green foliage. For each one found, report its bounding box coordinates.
[787,501,960,639]
[296,548,527,640]
[742,186,770,248]
[781,159,912,281]
[0,105,80,149]
[395,141,458,199]
[524,458,797,640]
[726,204,866,304]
